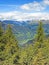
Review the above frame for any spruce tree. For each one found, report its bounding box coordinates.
[0,22,5,61]
[0,22,4,52]
[35,21,45,48]
[32,22,49,65]
[0,22,3,42]
[3,24,19,65]
[36,22,45,43]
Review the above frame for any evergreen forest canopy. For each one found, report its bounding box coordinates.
[0,21,49,65]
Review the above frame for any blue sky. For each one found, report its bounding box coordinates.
[0,0,42,5]
[0,0,49,21]
[0,0,42,12]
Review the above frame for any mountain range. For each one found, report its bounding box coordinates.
[0,20,49,45]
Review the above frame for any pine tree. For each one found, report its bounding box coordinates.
[35,21,46,49]
[3,24,19,65]
[0,22,4,42]
[36,22,45,43]
[0,22,4,52]
[0,22,5,62]
[32,22,49,65]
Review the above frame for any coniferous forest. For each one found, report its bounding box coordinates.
[0,21,49,65]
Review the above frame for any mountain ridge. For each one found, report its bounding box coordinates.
[0,20,49,45]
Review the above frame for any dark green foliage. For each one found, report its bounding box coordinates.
[0,22,3,37]
[0,22,49,65]
[36,22,45,43]
[0,23,19,65]
[0,22,4,44]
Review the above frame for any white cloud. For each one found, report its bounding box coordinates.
[20,1,45,11]
[0,0,49,21]
[43,0,49,5]
[0,11,49,21]
[20,0,49,11]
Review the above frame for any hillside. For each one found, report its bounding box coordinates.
[0,21,49,65]
[0,20,49,45]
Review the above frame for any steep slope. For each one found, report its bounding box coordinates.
[0,20,49,45]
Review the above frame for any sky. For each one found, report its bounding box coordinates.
[0,0,49,21]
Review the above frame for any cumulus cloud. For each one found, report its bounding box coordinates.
[20,1,44,11]
[20,0,49,11]
[43,0,49,5]
[0,0,49,21]
[0,11,49,21]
